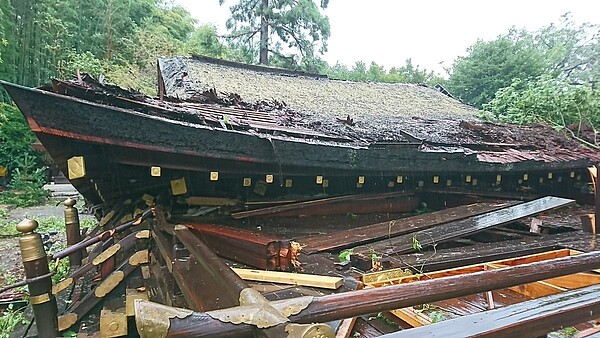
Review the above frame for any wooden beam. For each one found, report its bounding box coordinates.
[384,283,600,338]
[139,251,600,337]
[352,196,574,262]
[232,268,343,289]
[299,201,517,254]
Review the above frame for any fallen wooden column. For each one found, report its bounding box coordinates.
[298,201,516,254]
[352,196,574,262]
[172,225,248,311]
[135,251,600,337]
[384,283,600,337]
[176,221,298,271]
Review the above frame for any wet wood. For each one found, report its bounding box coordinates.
[231,192,414,219]
[173,225,248,311]
[386,231,596,273]
[386,283,600,338]
[164,251,600,336]
[299,201,517,254]
[352,196,574,261]
[177,221,292,270]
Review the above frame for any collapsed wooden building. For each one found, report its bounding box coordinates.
[3,55,600,337]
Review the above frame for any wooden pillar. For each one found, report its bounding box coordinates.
[17,219,58,338]
[63,198,82,266]
[594,164,600,229]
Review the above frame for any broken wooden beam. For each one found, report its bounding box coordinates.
[136,250,600,337]
[385,283,600,337]
[298,201,517,254]
[176,221,297,271]
[352,196,574,263]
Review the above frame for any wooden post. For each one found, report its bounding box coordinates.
[17,219,58,338]
[63,198,82,266]
[594,164,600,234]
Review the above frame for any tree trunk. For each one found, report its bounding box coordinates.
[259,0,269,64]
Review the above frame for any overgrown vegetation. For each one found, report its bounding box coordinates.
[0,304,26,338]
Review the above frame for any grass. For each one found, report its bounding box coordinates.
[0,213,96,238]
[0,304,26,338]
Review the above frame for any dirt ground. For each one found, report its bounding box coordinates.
[0,204,94,300]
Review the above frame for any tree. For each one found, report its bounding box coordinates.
[536,13,600,86]
[219,0,330,67]
[447,28,547,108]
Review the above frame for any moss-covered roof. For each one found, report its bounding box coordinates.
[161,56,478,115]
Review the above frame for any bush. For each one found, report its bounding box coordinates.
[0,103,47,206]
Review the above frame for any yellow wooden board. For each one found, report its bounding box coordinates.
[232,268,343,289]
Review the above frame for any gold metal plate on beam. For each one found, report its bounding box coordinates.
[286,323,334,338]
[58,313,78,332]
[150,166,161,177]
[266,174,274,184]
[93,244,121,266]
[322,179,329,188]
[358,176,365,184]
[433,176,439,184]
[29,293,51,305]
[95,271,125,298]
[243,177,252,187]
[362,268,414,284]
[100,210,116,227]
[135,299,192,338]
[170,178,187,196]
[52,277,73,295]
[465,175,472,183]
[120,214,133,224]
[126,289,149,316]
[129,250,149,266]
[136,230,151,239]
[397,175,404,184]
[210,171,219,181]
[316,176,323,184]
[523,173,529,181]
[270,296,314,317]
[285,179,293,188]
[100,309,128,337]
[67,156,86,180]
[254,181,267,196]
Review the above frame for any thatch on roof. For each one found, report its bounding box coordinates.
[158,55,482,144]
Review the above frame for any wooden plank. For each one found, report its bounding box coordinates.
[299,201,517,254]
[231,191,413,219]
[335,317,357,338]
[543,273,600,289]
[232,268,343,289]
[390,308,430,327]
[353,196,574,260]
[384,283,600,338]
[506,280,566,298]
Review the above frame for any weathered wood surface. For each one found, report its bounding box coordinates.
[352,196,574,259]
[177,221,293,270]
[386,231,598,273]
[231,192,415,219]
[298,201,517,254]
[173,225,248,311]
[384,283,600,338]
[152,251,600,337]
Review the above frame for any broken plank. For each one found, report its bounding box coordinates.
[232,268,343,289]
[384,283,600,338]
[353,196,574,260]
[299,201,518,254]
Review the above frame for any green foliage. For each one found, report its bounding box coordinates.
[326,59,445,85]
[428,311,447,323]
[0,304,26,338]
[221,0,330,66]
[412,235,422,252]
[338,249,352,262]
[447,28,547,108]
[50,258,70,284]
[483,76,600,145]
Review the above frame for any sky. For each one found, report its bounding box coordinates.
[174,0,600,76]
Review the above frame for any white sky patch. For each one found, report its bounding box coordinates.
[175,0,600,76]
